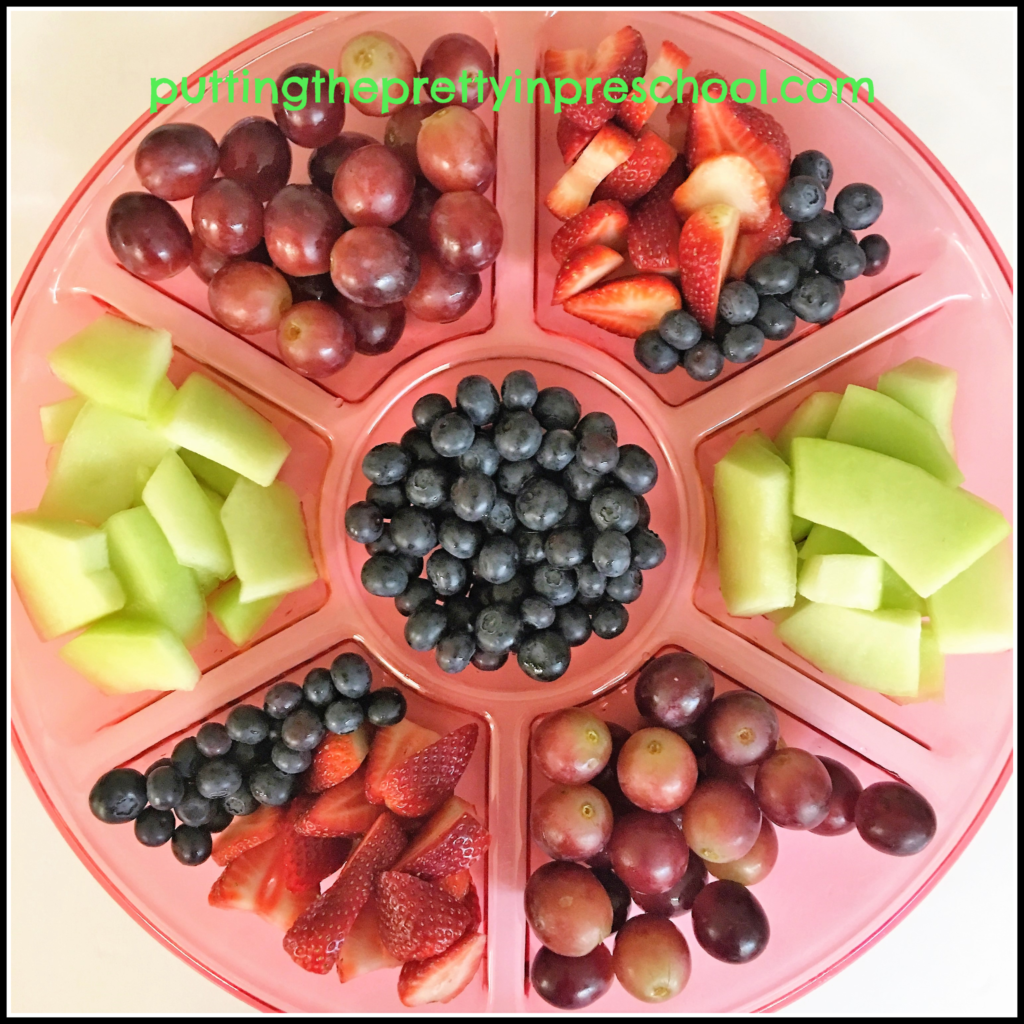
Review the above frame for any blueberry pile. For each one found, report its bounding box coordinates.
[634,150,889,383]
[346,371,667,682]
[87,652,401,865]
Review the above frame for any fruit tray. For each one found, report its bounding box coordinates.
[10,9,1013,1014]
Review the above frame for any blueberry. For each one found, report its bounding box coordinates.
[606,567,643,603]
[834,182,882,230]
[532,565,578,606]
[405,604,448,651]
[629,527,667,570]
[859,234,890,277]
[576,411,618,442]
[491,572,530,607]
[613,446,658,496]
[793,210,842,249]
[721,323,765,363]
[426,549,468,596]
[303,667,336,707]
[89,768,148,824]
[518,631,571,681]
[281,706,325,751]
[225,704,270,745]
[412,393,452,431]
[658,309,702,351]
[264,681,304,719]
[634,330,679,374]
[484,495,517,535]
[459,434,500,476]
[396,552,424,579]
[271,741,312,774]
[451,472,497,522]
[683,338,726,381]
[475,604,522,654]
[401,427,441,465]
[229,741,264,772]
[366,531,398,557]
[839,228,858,246]
[168,737,205,780]
[362,442,410,486]
[430,411,476,457]
[591,600,629,639]
[820,239,867,280]
[521,595,557,629]
[563,459,603,501]
[345,501,384,544]
[223,785,260,817]
[438,517,482,560]
[556,603,592,646]
[324,696,366,735]
[778,175,826,223]
[752,296,797,341]
[145,757,173,777]
[134,807,176,846]
[533,387,581,430]
[747,253,799,296]
[790,149,833,190]
[435,632,476,673]
[445,594,480,632]
[361,553,409,597]
[171,824,213,866]
[635,495,651,529]
[718,281,760,325]
[592,530,632,577]
[472,649,508,672]
[175,784,213,826]
[396,579,434,620]
[405,465,449,509]
[477,535,520,584]
[501,369,539,410]
[248,765,296,806]
[494,410,544,462]
[556,500,587,529]
[364,687,406,728]
[516,479,569,531]
[780,240,816,274]
[456,374,501,426]
[536,428,577,472]
[544,528,588,568]
[516,528,547,565]
[194,722,230,759]
[787,273,843,323]
[206,803,234,833]
[590,487,640,533]
[146,765,185,811]
[576,432,620,474]
[196,758,243,800]
[330,652,372,699]
[366,482,407,514]
[388,507,438,556]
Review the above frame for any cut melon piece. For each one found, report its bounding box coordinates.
[765,596,808,625]
[47,313,172,419]
[750,427,812,540]
[791,438,1009,597]
[220,478,317,602]
[926,538,1014,654]
[208,578,282,646]
[39,402,175,526]
[11,513,126,640]
[146,377,177,426]
[159,374,290,486]
[798,554,884,610]
[178,448,240,498]
[892,625,945,705]
[194,567,223,597]
[104,506,206,645]
[826,385,963,487]
[142,451,233,579]
[877,358,957,454]
[59,613,200,695]
[39,395,86,444]
[714,433,798,616]
[775,602,922,696]
[774,391,841,463]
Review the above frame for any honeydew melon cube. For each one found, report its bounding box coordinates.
[194,567,223,597]
[39,402,175,526]
[11,513,126,640]
[926,538,1014,654]
[59,613,200,695]
[39,396,86,444]
[750,427,812,540]
[104,506,206,646]
[146,377,177,426]
[917,626,945,701]
[791,438,1009,597]
[209,578,282,647]
[142,451,233,579]
[877,358,957,454]
[221,478,317,602]
[765,596,808,625]
[178,448,240,498]
[775,602,922,696]
[200,484,225,514]
[160,374,290,486]
[798,554,884,610]
[714,433,798,616]
[774,391,842,462]
[826,385,963,487]
[46,313,172,419]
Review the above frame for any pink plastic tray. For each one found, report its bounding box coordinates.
[11,10,1013,1014]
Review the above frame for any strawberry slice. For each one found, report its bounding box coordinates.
[337,897,403,983]
[256,833,321,931]
[563,274,681,339]
[211,803,284,866]
[380,723,479,818]
[728,201,792,279]
[542,47,592,91]
[563,26,647,131]
[592,128,677,205]
[672,153,771,231]
[393,795,490,878]
[397,932,487,1007]
[678,203,741,331]
[437,869,472,902]
[376,871,472,961]
[617,40,692,135]
[365,719,440,806]
[283,811,407,974]
[297,766,382,837]
[546,124,636,221]
[551,200,629,264]
[463,877,482,933]
[283,833,351,892]
[627,199,680,274]
[556,114,598,165]
[552,244,624,304]
[666,98,692,153]
[307,722,372,794]
[642,154,687,205]
[208,834,281,913]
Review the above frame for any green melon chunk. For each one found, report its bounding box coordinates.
[890,625,946,705]
[926,538,1014,654]
[11,513,126,640]
[774,391,842,462]
[798,554,884,611]
[714,433,798,617]
[194,567,224,597]
[142,451,233,579]
[750,428,812,540]
[47,313,172,419]
[59,613,200,695]
[877,358,957,454]
[104,506,206,646]
[209,578,282,646]
[775,602,922,696]
[765,596,809,625]
[39,396,86,444]
[178,448,240,498]
[200,484,225,514]
[159,374,290,486]
[826,385,964,487]
[791,438,1009,597]
[220,478,318,602]
[146,377,177,425]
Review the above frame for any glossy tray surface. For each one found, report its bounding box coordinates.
[11,10,1013,1014]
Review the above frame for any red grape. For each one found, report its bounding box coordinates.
[273,63,345,148]
[608,810,689,895]
[208,260,292,334]
[285,270,337,303]
[385,103,438,174]
[704,690,779,766]
[403,250,481,323]
[612,915,691,1003]
[531,944,613,1010]
[420,33,495,110]
[332,295,406,356]
[676,718,709,757]
[531,783,613,862]
[680,778,762,863]
[417,106,496,193]
[691,879,770,964]
[332,144,415,228]
[263,184,345,277]
[755,748,832,830]
[394,179,441,250]
[135,123,219,201]
[635,651,715,729]
[524,861,612,957]
[855,781,936,856]
[631,848,707,917]
[706,814,778,885]
[191,177,263,257]
[190,232,232,283]
[589,721,634,816]
[277,300,355,378]
[592,867,631,932]
[339,31,416,118]
[811,756,863,837]
[429,191,503,274]
[219,116,292,203]
[308,132,375,193]
[106,192,191,280]
[532,708,612,785]
[329,227,419,307]
[616,727,697,813]
[702,749,758,789]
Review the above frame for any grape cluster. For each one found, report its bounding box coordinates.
[347,370,667,681]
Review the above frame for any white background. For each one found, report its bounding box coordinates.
[8,8,1017,1015]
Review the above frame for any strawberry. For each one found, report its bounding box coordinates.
[365,719,440,806]
[337,897,403,983]
[728,201,792,279]
[546,124,636,221]
[552,244,624,304]
[462,877,482,933]
[209,834,280,913]
[551,200,629,264]
[283,811,407,974]
[672,153,771,231]
[666,98,692,153]
[283,833,350,892]
[563,26,647,131]
[642,154,687,205]
[393,795,490,878]
[256,833,322,931]
[542,47,592,91]
[306,722,372,794]
[562,274,681,339]
[677,202,741,331]
[211,803,284,866]
[592,128,677,205]
[627,199,680,274]
[437,869,472,902]
[376,871,472,961]
[397,932,487,1007]
[556,114,597,165]
[297,766,382,837]
[380,723,479,818]
[617,40,692,135]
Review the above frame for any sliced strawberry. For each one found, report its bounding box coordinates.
[672,153,771,231]
[365,719,440,806]
[552,244,624,304]
[208,833,280,913]
[297,766,382,838]
[563,26,647,131]
[542,47,592,90]
[463,877,482,934]
[627,199,680,273]
[376,871,472,962]
[617,40,692,135]
[556,114,598,165]
[256,833,321,931]
[211,803,284,866]
[337,897,403,983]
[398,932,487,1007]
[380,723,479,818]
[678,202,741,331]
[666,97,692,153]
[283,833,350,892]
[551,200,629,264]
[546,124,636,221]
[307,722,372,794]
[728,201,792,279]
[437,869,472,902]
[592,128,677,205]
[642,154,687,205]
[283,811,407,974]
[563,274,681,339]
[394,795,490,878]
